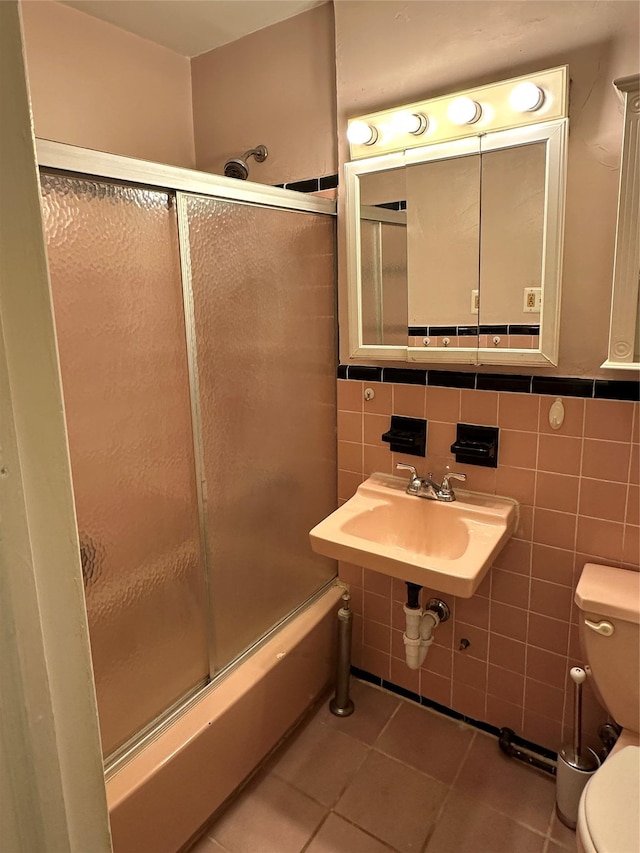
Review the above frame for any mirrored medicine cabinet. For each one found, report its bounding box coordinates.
[602,74,640,371]
[344,67,569,367]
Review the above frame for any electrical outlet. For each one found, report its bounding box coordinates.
[523,287,541,313]
[471,289,479,314]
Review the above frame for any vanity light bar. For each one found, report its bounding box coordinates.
[346,120,378,146]
[347,65,568,159]
[446,97,482,125]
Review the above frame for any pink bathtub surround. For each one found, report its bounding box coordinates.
[337,379,639,751]
[107,585,341,853]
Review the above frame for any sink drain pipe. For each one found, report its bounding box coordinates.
[404,583,450,670]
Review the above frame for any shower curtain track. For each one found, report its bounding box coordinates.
[36,140,336,217]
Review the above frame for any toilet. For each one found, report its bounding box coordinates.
[574,563,640,853]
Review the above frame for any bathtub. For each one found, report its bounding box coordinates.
[107,582,343,853]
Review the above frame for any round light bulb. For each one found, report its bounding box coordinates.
[390,111,428,135]
[509,81,544,112]
[447,97,482,125]
[347,120,378,145]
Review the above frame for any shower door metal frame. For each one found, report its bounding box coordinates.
[36,139,337,774]
[36,140,336,216]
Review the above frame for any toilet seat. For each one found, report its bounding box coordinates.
[578,746,640,853]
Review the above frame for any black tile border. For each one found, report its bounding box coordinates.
[319,173,339,190]
[274,173,339,194]
[479,325,509,335]
[428,370,475,389]
[594,380,640,402]
[476,373,532,393]
[430,326,457,337]
[348,366,383,382]
[375,200,405,211]
[382,679,421,704]
[531,376,594,398]
[351,666,558,761]
[407,324,540,337]
[351,665,381,687]
[338,365,639,401]
[285,178,319,193]
[508,324,541,335]
[382,367,427,385]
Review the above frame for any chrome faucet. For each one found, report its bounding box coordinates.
[396,463,467,502]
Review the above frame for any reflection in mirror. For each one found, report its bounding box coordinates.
[602,73,640,370]
[479,141,546,350]
[407,155,480,351]
[358,146,546,352]
[359,169,407,345]
[347,120,567,365]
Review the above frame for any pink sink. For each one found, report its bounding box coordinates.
[310,472,519,598]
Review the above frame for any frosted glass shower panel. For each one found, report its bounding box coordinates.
[40,174,210,758]
[185,196,337,670]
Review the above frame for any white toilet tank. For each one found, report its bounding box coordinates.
[575,563,640,735]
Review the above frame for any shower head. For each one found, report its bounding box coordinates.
[223,145,268,180]
[223,158,249,181]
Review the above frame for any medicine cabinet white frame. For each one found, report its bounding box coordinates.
[345,118,568,366]
[602,74,640,371]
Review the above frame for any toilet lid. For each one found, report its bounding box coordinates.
[584,746,640,852]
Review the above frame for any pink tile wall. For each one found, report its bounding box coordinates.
[337,379,640,752]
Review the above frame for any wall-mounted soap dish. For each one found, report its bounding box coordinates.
[382,416,427,457]
[451,423,499,468]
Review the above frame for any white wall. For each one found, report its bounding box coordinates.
[0,3,111,849]
[21,0,195,168]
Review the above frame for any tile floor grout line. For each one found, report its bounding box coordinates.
[370,738,474,789]
[371,693,404,744]
[270,739,378,853]
[324,734,372,811]
[317,686,447,852]
[419,728,479,852]
[193,679,567,853]
[417,783,455,851]
[325,811,401,853]
[446,726,557,841]
[299,812,331,853]
[543,798,559,844]
[264,765,356,814]
[260,696,388,844]
[449,727,478,789]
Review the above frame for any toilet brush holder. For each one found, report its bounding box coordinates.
[556,746,600,829]
[556,667,600,829]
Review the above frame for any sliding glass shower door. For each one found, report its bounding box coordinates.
[39,169,337,763]
[40,175,210,758]
[183,195,336,670]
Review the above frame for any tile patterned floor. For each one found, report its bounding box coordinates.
[189,679,575,853]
